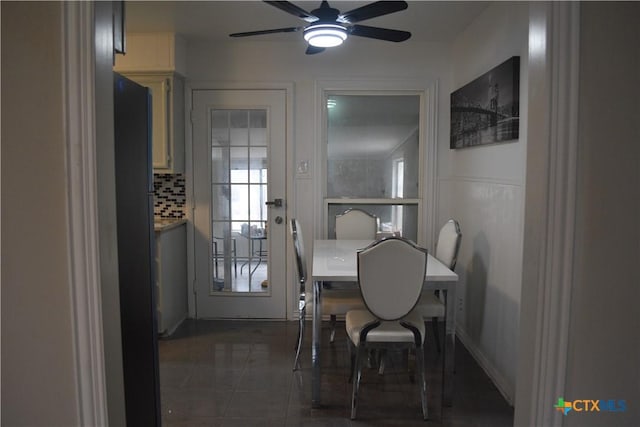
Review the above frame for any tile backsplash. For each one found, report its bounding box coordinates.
[153,173,185,219]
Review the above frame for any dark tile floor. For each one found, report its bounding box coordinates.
[159,320,513,426]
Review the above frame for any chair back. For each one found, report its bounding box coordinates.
[436,219,462,270]
[335,208,378,240]
[290,219,307,285]
[357,237,427,321]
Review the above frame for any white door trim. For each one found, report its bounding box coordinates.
[63,2,108,425]
[515,2,580,425]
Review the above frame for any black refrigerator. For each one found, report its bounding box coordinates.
[113,73,161,426]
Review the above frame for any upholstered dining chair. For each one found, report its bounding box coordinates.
[325,208,379,343]
[346,237,429,420]
[415,219,462,352]
[322,208,379,342]
[290,219,363,370]
[335,208,379,240]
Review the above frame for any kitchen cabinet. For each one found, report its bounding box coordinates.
[124,72,185,173]
[154,220,188,336]
[114,32,186,75]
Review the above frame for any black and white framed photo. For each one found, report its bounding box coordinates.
[450,56,520,149]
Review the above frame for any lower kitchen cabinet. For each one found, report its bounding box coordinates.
[154,220,187,336]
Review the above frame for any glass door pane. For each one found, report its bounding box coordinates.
[211,109,268,293]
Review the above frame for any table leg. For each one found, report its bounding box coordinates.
[312,279,322,408]
[442,286,456,406]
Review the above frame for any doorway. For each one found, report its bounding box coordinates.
[192,89,287,318]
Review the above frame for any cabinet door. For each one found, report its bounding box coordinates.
[124,75,171,170]
[146,78,171,170]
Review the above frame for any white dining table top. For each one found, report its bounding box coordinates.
[311,239,459,282]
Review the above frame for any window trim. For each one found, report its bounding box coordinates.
[319,88,429,242]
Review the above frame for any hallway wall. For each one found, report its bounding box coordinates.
[1,2,80,425]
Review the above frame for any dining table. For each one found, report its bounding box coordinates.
[311,239,459,408]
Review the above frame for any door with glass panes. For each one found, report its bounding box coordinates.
[192,89,286,318]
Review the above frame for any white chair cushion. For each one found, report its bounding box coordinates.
[415,292,445,318]
[322,289,364,314]
[346,309,426,344]
[304,289,364,314]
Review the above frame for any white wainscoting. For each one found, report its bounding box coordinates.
[437,176,524,404]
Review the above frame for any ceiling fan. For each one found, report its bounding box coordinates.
[229,1,412,55]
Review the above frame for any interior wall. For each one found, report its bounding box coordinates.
[440,2,529,403]
[187,38,454,315]
[0,2,80,425]
[566,3,640,425]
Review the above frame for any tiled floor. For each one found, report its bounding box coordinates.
[159,319,514,426]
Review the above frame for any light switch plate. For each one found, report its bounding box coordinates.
[296,160,310,178]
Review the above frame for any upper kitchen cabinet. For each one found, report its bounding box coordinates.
[114,32,187,75]
[114,33,186,173]
[123,73,184,172]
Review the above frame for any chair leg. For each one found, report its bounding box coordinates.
[348,339,356,383]
[415,345,429,420]
[233,239,238,278]
[213,241,219,279]
[377,349,386,375]
[293,305,306,371]
[329,314,337,343]
[432,317,441,353]
[351,345,364,420]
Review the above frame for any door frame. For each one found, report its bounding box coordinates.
[514,2,580,425]
[185,81,295,320]
[70,3,578,424]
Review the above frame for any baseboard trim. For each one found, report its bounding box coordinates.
[160,314,189,338]
[456,327,515,406]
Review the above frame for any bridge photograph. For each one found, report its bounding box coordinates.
[450,56,520,149]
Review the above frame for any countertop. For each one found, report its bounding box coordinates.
[154,218,187,232]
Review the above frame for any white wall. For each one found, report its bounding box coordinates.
[441,2,530,403]
[0,2,80,425]
[566,3,640,425]
[187,38,454,314]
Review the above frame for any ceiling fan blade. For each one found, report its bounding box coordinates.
[349,25,411,42]
[230,27,302,38]
[339,1,408,24]
[305,45,325,55]
[264,1,319,22]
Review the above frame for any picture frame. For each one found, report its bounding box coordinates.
[450,56,520,149]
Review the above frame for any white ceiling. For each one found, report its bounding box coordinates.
[125,1,489,44]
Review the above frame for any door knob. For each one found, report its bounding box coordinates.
[265,198,283,208]
[275,216,283,224]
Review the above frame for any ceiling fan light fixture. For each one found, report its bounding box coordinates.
[303,23,347,48]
